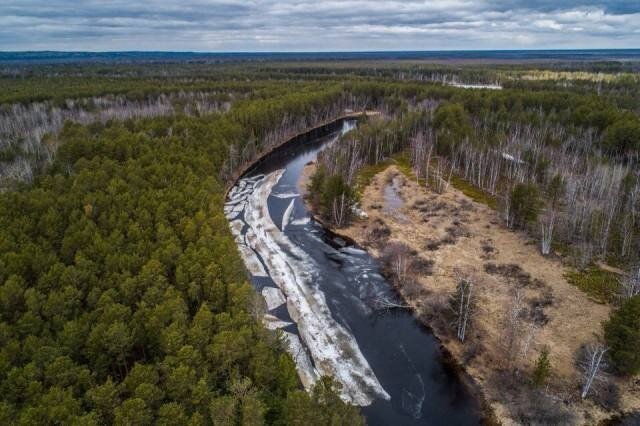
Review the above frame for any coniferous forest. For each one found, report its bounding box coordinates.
[0,66,363,424]
[1,58,639,424]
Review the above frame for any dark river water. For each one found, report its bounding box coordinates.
[225,119,481,425]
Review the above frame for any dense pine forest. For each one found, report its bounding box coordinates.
[1,59,639,424]
[0,68,363,424]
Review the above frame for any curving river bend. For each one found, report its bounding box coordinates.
[225,119,481,425]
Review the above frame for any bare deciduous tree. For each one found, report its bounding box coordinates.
[1,91,234,186]
[503,288,526,365]
[521,322,540,360]
[450,270,476,343]
[380,242,413,286]
[331,193,348,227]
[540,210,556,255]
[619,265,640,300]
[580,343,609,400]
[373,295,410,311]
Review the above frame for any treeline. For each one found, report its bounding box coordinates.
[0,90,364,424]
[5,59,638,108]
[503,74,640,111]
[345,81,640,156]
[0,76,328,106]
[253,62,640,110]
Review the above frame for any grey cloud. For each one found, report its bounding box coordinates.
[0,0,638,51]
[493,0,640,14]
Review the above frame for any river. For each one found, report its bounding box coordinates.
[224,119,481,425]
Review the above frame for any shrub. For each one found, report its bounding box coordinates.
[604,117,640,155]
[532,348,551,387]
[604,296,640,375]
[565,267,619,304]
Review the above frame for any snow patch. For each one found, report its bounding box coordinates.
[352,205,369,219]
[224,202,245,217]
[501,151,525,164]
[340,247,367,256]
[229,220,244,236]
[449,82,502,90]
[225,211,240,221]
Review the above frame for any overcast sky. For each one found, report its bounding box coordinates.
[1,1,639,51]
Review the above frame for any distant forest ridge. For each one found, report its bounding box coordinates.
[2,49,640,64]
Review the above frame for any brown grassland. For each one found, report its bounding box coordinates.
[301,163,640,425]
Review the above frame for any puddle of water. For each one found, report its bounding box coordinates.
[383,176,410,223]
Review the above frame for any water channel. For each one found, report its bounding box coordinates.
[224,119,481,425]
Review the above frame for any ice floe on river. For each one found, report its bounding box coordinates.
[263,314,293,330]
[236,245,268,278]
[262,286,286,310]
[290,217,311,226]
[225,170,389,406]
[271,191,299,199]
[281,199,295,231]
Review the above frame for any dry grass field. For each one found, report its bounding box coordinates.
[302,163,640,425]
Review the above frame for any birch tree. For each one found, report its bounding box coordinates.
[503,288,526,366]
[540,210,556,255]
[450,270,476,343]
[580,343,609,400]
[619,266,640,300]
[331,193,348,227]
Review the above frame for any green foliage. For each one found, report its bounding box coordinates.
[282,377,364,426]
[604,296,640,376]
[509,183,541,229]
[532,348,551,387]
[321,175,355,214]
[565,267,620,304]
[309,166,357,225]
[546,174,565,209]
[604,116,640,155]
[433,102,473,155]
[0,90,359,424]
[450,176,499,210]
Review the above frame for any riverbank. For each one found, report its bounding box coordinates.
[224,110,380,199]
[300,162,640,425]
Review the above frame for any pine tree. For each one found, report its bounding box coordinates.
[604,296,640,375]
[532,348,551,387]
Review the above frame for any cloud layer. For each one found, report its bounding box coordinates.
[1,1,639,51]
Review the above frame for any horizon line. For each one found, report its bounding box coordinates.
[2,48,640,54]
